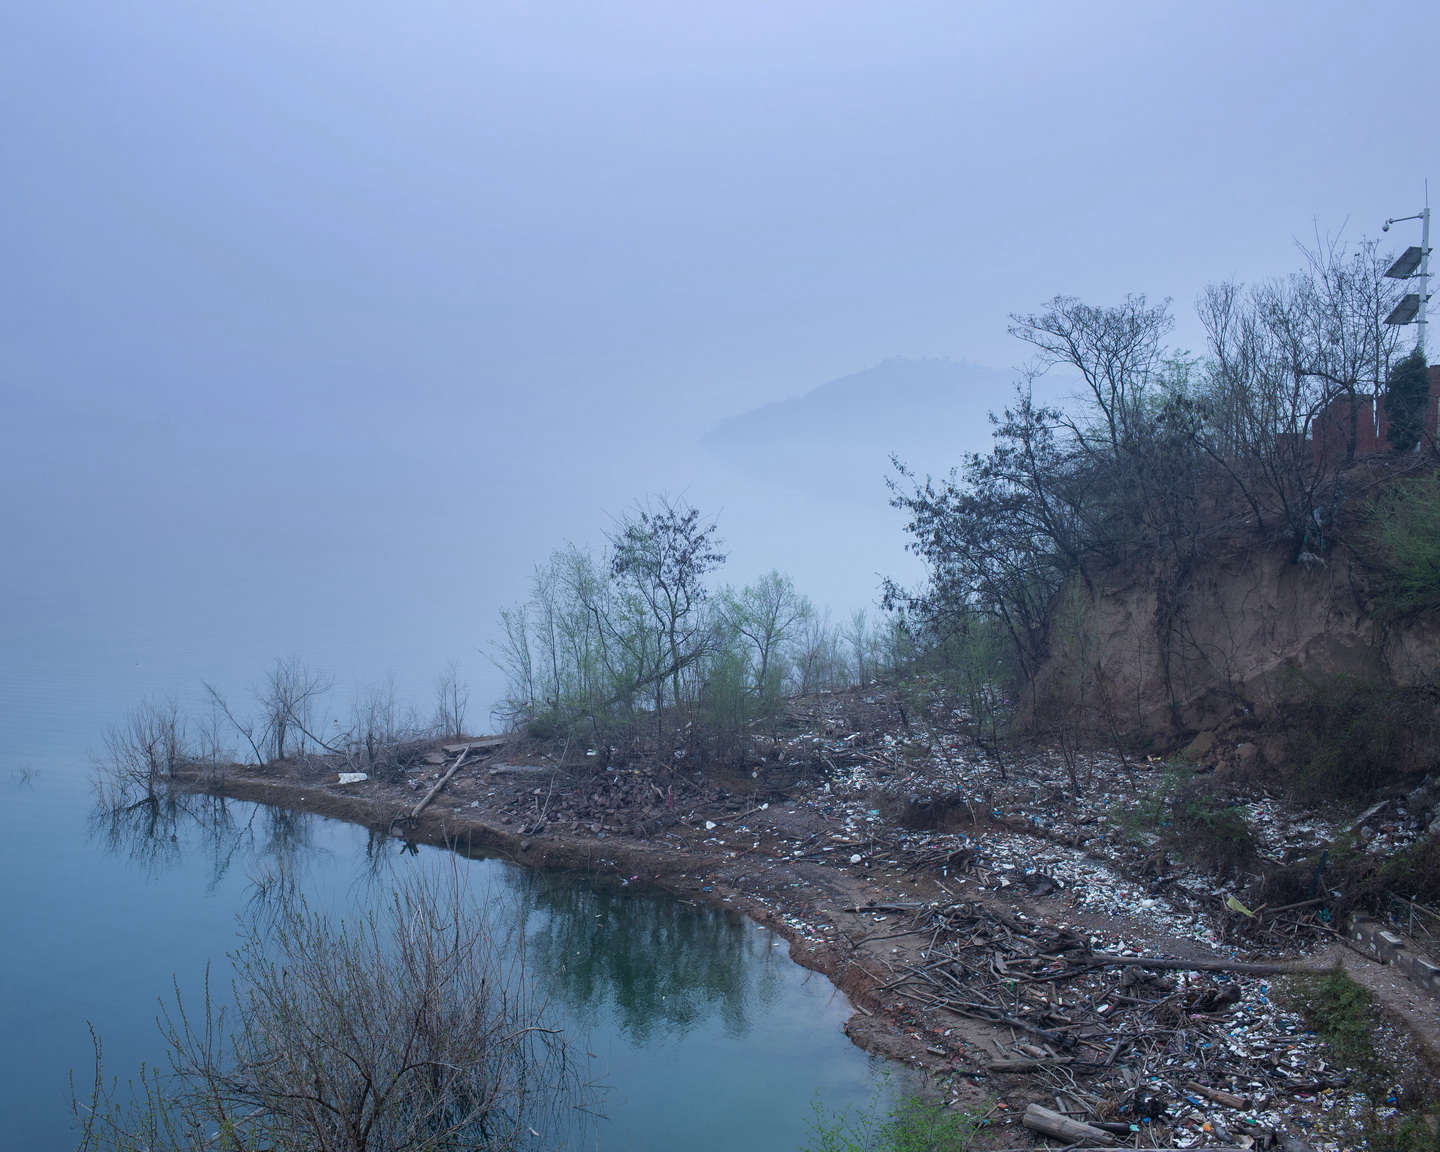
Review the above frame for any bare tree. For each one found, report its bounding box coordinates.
[845,608,872,685]
[200,660,336,766]
[795,608,847,695]
[354,679,401,767]
[261,658,334,761]
[97,699,187,808]
[74,872,580,1152]
[345,679,427,775]
[433,661,470,740]
[1197,237,1403,555]
[1010,294,1174,464]
[202,681,266,766]
[495,604,537,726]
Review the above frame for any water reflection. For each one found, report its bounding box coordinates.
[94,792,790,1051]
[517,871,783,1043]
[62,793,881,1152]
[90,790,319,893]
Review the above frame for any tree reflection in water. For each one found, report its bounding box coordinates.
[93,792,792,1053]
[90,790,317,898]
[515,869,783,1044]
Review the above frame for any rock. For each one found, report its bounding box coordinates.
[1408,775,1438,813]
[1181,731,1216,761]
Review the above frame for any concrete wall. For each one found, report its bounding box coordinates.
[1349,913,1440,997]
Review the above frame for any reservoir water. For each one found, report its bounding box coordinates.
[0,711,895,1151]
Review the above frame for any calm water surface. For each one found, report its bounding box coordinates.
[0,715,896,1151]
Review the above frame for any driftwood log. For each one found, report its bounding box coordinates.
[410,748,470,820]
[1084,952,1309,976]
[1022,1103,1115,1145]
[392,740,509,833]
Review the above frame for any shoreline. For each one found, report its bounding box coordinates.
[176,766,937,1075]
[171,693,1440,1150]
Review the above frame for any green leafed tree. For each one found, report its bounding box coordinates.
[608,497,726,730]
[719,571,813,703]
[1385,347,1430,452]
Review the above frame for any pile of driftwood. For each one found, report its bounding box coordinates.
[853,900,1340,1150]
[492,761,728,838]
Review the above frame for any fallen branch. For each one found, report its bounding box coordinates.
[1084,953,1310,976]
[986,1057,1075,1071]
[408,749,469,822]
[1184,1080,1250,1109]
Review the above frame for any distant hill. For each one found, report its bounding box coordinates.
[702,357,1017,498]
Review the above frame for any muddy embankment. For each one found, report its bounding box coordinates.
[1025,525,1440,747]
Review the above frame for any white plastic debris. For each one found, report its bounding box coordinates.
[337,772,368,785]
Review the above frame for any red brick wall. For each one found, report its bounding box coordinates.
[1311,364,1439,463]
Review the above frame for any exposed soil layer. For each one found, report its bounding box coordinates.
[175,685,1440,1150]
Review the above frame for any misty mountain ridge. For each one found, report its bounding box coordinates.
[702,357,1018,498]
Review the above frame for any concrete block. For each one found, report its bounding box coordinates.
[1376,930,1406,963]
[1412,957,1440,993]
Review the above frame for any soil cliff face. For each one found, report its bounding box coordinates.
[1026,537,1440,743]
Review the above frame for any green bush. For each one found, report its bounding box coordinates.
[1170,784,1258,874]
[1361,470,1440,617]
[1282,970,1440,1152]
[1384,349,1430,453]
[1121,767,1257,876]
[1378,837,1440,905]
[1288,970,1383,1085]
[1279,673,1436,801]
[804,1092,984,1152]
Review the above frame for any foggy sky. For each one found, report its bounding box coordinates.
[3,0,1435,733]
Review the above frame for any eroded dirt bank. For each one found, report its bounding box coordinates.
[177,687,1440,1151]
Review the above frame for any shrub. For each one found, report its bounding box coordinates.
[1279,673,1437,801]
[1168,783,1258,875]
[1282,970,1440,1151]
[1360,470,1440,617]
[1384,349,1430,453]
[74,873,579,1152]
[804,1091,984,1152]
[1122,767,1257,876]
[1379,837,1440,906]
